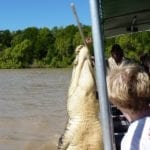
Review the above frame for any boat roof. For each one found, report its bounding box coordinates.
[89,1,150,149]
[102,0,150,37]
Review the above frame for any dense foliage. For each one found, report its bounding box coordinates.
[0,25,149,68]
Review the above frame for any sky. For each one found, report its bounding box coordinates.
[0,0,91,31]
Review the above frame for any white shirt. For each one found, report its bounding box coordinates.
[121,117,150,150]
[107,57,130,70]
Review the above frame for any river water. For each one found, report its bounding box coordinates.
[0,68,72,150]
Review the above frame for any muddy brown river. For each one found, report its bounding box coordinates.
[0,68,72,150]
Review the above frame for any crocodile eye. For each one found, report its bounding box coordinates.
[75,50,80,54]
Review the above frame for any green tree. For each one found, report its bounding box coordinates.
[0,30,12,50]
[11,39,33,67]
[35,27,55,60]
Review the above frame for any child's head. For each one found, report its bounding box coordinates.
[107,63,150,112]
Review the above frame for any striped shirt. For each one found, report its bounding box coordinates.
[121,117,150,150]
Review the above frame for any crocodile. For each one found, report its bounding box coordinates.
[58,45,103,150]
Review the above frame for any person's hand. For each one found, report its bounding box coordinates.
[85,37,93,45]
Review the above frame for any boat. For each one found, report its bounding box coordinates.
[89,0,150,149]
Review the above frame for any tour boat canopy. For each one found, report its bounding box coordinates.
[102,0,150,37]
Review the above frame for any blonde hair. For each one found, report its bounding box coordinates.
[107,63,150,112]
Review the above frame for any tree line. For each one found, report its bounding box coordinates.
[0,25,149,68]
